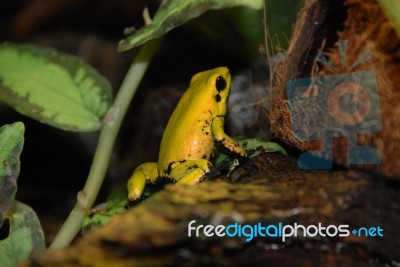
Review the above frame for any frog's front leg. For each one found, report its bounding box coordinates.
[211,116,247,157]
[127,162,159,201]
[169,159,212,184]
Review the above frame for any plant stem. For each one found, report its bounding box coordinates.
[49,38,161,250]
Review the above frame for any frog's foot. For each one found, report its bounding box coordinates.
[169,159,212,185]
[221,138,247,157]
[211,116,247,157]
[127,162,158,201]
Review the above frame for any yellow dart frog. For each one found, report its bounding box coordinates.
[127,67,247,201]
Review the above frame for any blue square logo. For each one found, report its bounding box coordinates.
[286,40,382,169]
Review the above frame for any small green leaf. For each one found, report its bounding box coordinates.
[0,201,45,267]
[214,138,287,165]
[378,0,400,37]
[0,43,112,131]
[0,122,24,228]
[82,186,128,233]
[238,138,288,157]
[118,0,263,51]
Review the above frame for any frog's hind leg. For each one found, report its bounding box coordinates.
[170,159,212,185]
[127,162,158,201]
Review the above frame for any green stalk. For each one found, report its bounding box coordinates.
[49,38,161,250]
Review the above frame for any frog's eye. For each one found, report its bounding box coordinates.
[215,76,226,92]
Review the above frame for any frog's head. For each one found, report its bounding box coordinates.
[189,67,232,116]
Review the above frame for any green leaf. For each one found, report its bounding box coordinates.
[0,201,45,267]
[378,0,400,37]
[0,122,24,228]
[214,138,287,165]
[238,138,288,157]
[0,43,112,131]
[118,0,263,51]
[82,186,128,233]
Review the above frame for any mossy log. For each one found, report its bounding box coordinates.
[22,153,400,266]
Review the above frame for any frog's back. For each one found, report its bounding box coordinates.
[158,67,231,173]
